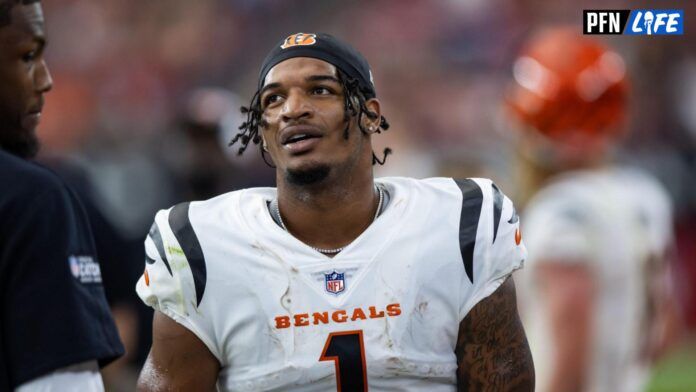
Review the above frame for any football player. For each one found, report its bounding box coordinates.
[506,27,679,392]
[0,1,124,390]
[136,32,534,391]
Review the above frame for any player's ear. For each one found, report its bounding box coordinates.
[361,98,381,134]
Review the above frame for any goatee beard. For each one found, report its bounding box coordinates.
[285,164,331,186]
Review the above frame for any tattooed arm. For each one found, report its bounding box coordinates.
[456,276,534,391]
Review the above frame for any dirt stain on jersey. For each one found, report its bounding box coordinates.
[378,317,395,350]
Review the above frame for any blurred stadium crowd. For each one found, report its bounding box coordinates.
[33,0,695,389]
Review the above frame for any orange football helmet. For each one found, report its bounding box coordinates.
[505,27,628,148]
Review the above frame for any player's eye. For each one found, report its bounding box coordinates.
[22,50,38,63]
[312,86,332,95]
[263,94,283,108]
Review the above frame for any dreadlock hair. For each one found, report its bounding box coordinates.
[0,0,40,28]
[230,69,391,167]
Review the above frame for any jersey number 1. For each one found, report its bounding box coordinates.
[319,330,368,391]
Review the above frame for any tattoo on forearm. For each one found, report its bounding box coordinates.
[456,277,534,391]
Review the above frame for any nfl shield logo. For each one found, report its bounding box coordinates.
[69,256,81,279]
[325,271,345,295]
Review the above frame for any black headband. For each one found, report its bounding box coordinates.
[258,33,376,99]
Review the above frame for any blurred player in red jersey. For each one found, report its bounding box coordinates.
[507,27,681,392]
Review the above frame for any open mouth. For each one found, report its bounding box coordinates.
[282,133,321,146]
[280,128,324,155]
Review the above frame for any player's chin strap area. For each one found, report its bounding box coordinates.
[267,182,390,254]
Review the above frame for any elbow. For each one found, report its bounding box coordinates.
[136,363,171,392]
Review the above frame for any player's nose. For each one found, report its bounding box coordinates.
[35,59,53,94]
[281,91,312,123]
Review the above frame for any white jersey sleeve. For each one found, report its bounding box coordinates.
[15,361,103,392]
[455,178,527,319]
[135,202,220,362]
[632,171,673,257]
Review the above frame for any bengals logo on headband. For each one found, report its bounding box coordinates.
[281,33,317,49]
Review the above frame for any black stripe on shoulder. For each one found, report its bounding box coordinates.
[491,183,504,244]
[169,202,207,306]
[148,222,173,276]
[455,179,484,283]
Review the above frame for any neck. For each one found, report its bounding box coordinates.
[276,169,377,251]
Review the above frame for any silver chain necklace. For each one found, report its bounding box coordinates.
[273,185,384,254]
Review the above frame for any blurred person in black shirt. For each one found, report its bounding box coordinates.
[0,1,123,390]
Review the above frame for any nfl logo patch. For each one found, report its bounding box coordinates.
[325,271,345,295]
[69,256,81,279]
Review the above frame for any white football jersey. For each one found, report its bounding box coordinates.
[136,177,526,391]
[519,167,673,392]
